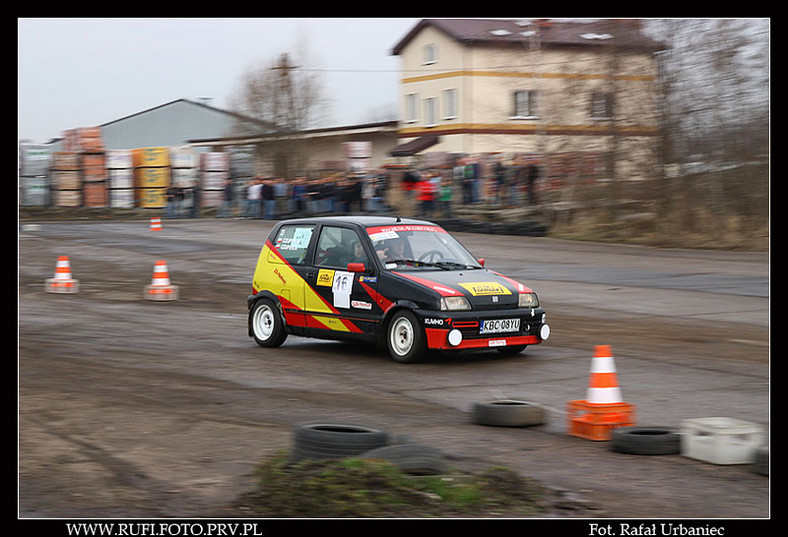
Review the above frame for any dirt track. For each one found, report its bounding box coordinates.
[18,219,769,520]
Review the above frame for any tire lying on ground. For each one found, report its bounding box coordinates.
[291,423,388,461]
[361,444,448,475]
[610,426,681,455]
[471,400,546,427]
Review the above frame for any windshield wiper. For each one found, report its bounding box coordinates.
[434,261,481,270]
[386,258,448,269]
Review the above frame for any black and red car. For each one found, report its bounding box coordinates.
[248,216,550,362]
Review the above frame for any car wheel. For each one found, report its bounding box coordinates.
[386,310,426,363]
[291,423,388,461]
[249,298,287,347]
[610,426,681,455]
[472,400,546,427]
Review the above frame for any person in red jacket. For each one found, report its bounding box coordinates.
[417,173,437,217]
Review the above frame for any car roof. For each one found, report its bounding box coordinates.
[276,215,438,228]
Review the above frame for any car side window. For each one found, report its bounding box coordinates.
[315,226,369,268]
[269,225,314,265]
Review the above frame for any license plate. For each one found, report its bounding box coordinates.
[479,318,520,334]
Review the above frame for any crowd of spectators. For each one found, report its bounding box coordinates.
[204,157,541,221]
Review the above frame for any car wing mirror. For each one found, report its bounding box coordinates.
[477,258,485,267]
[347,262,366,273]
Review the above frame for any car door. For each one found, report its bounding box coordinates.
[304,224,378,336]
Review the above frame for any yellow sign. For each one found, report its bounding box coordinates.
[316,269,335,287]
[459,282,511,296]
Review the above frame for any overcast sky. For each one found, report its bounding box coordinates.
[18,18,422,144]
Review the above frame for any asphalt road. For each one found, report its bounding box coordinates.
[18,218,770,520]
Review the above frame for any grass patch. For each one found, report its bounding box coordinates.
[229,452,546,518]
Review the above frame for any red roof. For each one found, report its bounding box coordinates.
[391,19,664,55]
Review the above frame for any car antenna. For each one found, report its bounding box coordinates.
[395,214,401,223]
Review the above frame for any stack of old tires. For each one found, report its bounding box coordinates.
[290,423,448,475]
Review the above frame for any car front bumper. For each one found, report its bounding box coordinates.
[413,307,550,351]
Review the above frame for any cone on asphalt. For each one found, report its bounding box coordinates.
[586,344,623,405]
[150,217,162,231]
[144,260,178,301]
[45,255,79,293]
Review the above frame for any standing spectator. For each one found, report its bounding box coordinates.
[439,175,453,218]
[190,184,200,218]
[526,163,540,206]
[246,178,262,218]
[219,177,234,217]
[417,173,437,217]
[273,177,288,216]
[293,176,307,213]
[262,178,276,220]
[401,166,419,207]
[453,159,467,204]
[164,185,176,218]
[494,158,506,205]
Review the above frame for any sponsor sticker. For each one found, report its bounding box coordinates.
[316,269,335,287]
[488,339,507,347]
[458,282,511,296]
[351,300,372,310]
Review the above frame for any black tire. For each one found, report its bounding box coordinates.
[610,426,681,455]
[361,444,448,475]
[471,400,546,427]
[386,309,426,363]
[291,423,388,461]
[249,298,287,347]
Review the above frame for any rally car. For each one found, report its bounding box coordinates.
[247,216,550,363]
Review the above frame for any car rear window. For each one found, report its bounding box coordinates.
[270,224,314,265]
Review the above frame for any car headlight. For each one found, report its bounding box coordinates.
[518,293,539,308]
[440,296,471,311]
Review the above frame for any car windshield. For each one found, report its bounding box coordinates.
[366,224,483,271]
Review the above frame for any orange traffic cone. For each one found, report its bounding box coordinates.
[586,344,623,404]
[566,345,636,441]
[144,260,178,301]
[45,255,79,293]
[150,217,162,231]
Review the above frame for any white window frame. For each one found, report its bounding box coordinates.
[423,43,438,64]
[591,92,614,120]
[511,90,538,119]
[404,93,418,123]
[442,88,457,119]
[424,97,438,127]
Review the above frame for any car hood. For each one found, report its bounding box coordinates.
[390,268,533,308]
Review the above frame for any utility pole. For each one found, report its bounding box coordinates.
[270,53,299,133]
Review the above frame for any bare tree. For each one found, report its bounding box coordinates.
[229,40,329,177]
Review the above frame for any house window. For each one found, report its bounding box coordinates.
[424,44,438,64]
[591,92,614,119]
[405,93,417,123]
[443,89,457,119]
[424,97,438,127]
[513,90,537,118]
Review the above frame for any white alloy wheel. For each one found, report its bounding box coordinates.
[386,310,425,363]
[390,316,414,356]
[250,298,287,347]
[253,303,275,340]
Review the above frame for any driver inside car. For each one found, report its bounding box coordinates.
[376,236,406,263]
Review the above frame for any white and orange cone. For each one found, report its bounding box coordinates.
[586,344,623,405]
[144,260,178,301]
[45,255,79,293]
[150,217,162,231]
